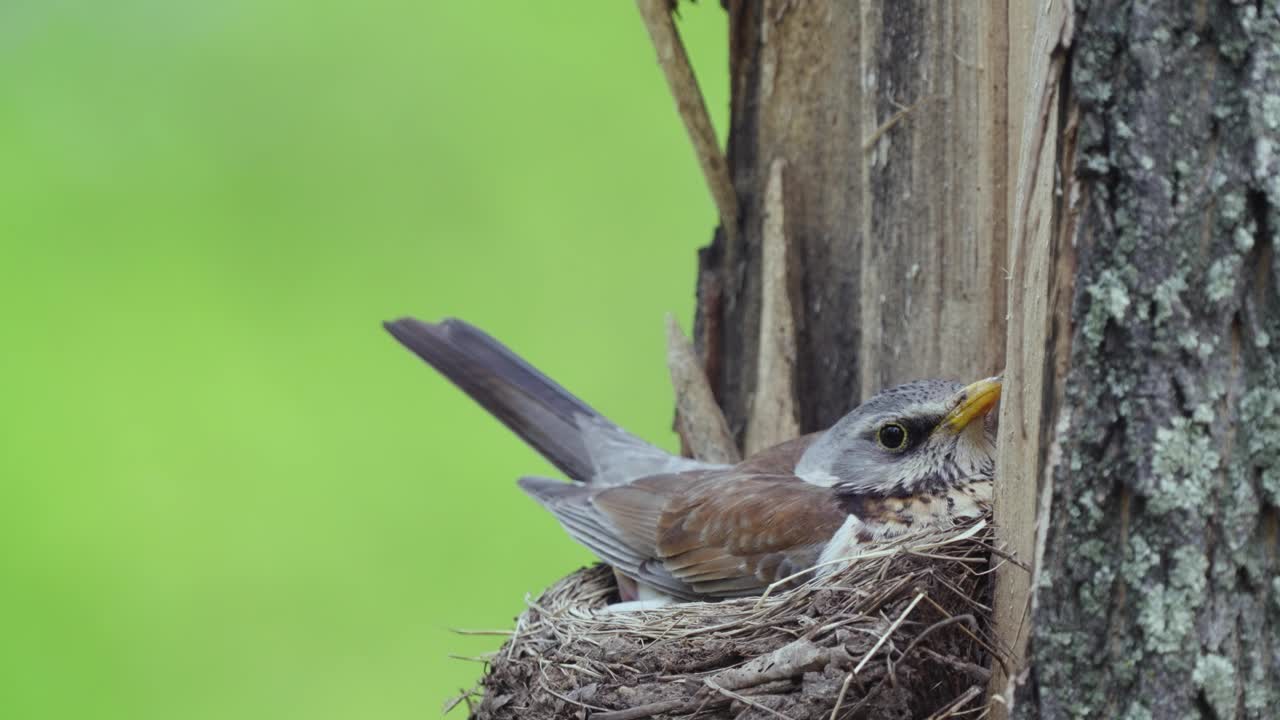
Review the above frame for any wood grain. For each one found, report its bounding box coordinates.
[988,1,1074,715]
[705,1,1010,444]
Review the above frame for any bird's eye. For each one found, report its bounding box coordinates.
[877,423,908,450]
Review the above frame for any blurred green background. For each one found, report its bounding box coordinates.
[0,2,728,718]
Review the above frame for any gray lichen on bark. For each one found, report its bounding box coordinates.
[1023,1,1280,718]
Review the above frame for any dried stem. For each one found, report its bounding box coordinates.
[634,0,738,247]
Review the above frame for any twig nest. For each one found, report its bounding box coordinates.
[466,518,1004,720]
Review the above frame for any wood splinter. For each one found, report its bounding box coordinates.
[665,313,740,464]
[745,158,801,455]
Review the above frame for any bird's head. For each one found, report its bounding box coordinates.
[795,377,1001,496]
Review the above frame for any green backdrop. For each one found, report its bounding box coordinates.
[0,3,728,717]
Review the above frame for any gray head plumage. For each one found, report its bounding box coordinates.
[795,377,1000,496]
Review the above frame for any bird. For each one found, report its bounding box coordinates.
[384,317,1000,608]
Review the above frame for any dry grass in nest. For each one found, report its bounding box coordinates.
[450,517,1013,720]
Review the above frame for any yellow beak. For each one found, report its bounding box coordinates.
[940,377,1002,432]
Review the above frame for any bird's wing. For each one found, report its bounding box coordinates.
[594,471,850,598]
[517,476,699,599]
[522,434,847,600]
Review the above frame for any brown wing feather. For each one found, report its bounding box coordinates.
[592,472,707,551]
[593,466,848,598]
[523,435,845,600]
[659,478,847,592]
[519,476,697,599]
[670,553,748,581]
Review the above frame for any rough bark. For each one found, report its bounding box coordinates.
[1012,2,1280,718]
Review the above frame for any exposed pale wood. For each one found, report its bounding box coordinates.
[665,314,741,464]
[703,1,1009,443]
[634,0,739,248]
[987,1,1074,715]
[744,159,800,455]
[854,1,1010,401]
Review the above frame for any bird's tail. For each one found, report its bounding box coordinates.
[384,317,703,484]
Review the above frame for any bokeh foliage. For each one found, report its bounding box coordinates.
[0,2,728,717]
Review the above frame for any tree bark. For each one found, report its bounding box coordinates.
[1011,2,1280,718]
[693,1,1279,718]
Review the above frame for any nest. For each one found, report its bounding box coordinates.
[454,517,1009,720]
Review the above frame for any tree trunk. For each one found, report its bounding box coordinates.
[693,1,1279,718]
[1009,2,1280,717]
[695,0,1009,448]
